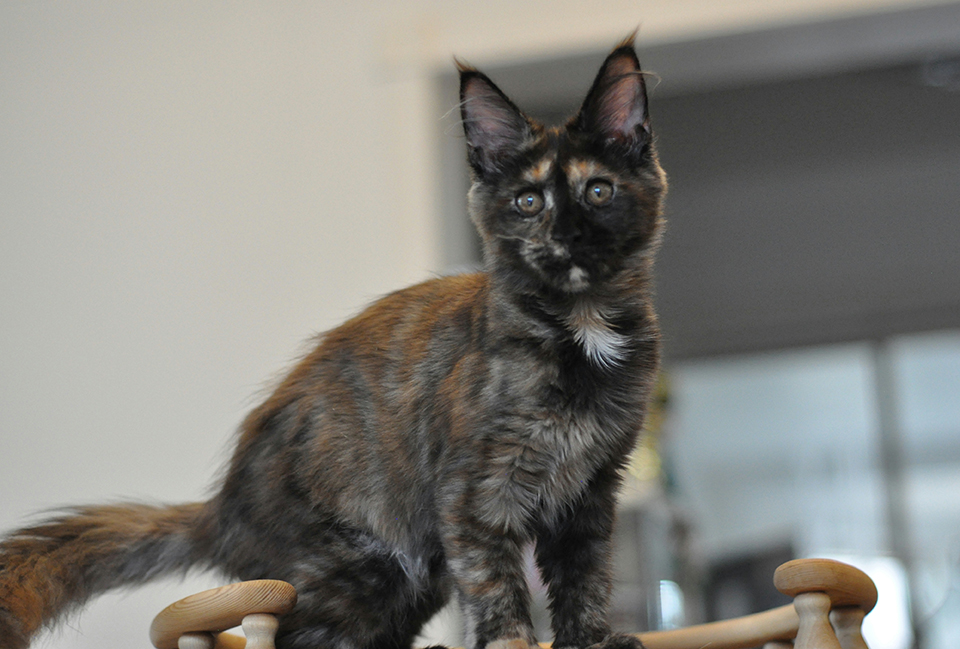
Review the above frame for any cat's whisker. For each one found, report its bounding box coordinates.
[441,98,471,122]
[494,233,535,245]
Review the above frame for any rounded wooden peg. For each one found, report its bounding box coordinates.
[793,592,842,649]
[774,559,878,614]
[178,632,215,649]
[242,613,281,649]
[830,607,869,649]
[151,580,297,649]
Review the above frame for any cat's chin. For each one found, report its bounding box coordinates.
[531,263,594,295]
[563,265,591,293]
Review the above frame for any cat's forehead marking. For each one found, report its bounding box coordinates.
[565,158,604,186]
[522,157,554,184]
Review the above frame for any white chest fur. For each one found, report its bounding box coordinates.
[565,297,628,368]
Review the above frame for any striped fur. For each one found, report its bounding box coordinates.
[0,37,665,649]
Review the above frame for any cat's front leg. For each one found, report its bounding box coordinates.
[441,517,537,649]
[534,466,628,649]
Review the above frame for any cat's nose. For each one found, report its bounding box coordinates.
[553,218,583,246]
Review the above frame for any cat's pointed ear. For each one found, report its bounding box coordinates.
[458,60,532,178]
[574,36,651,156]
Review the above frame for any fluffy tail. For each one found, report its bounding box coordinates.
[0,502,210,649]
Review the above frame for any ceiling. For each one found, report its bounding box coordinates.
[650,61,960,358]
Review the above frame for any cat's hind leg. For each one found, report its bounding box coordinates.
[269,529,448,649]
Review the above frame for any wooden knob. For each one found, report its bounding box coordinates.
[150,580,297,649]
[774,559,877,614]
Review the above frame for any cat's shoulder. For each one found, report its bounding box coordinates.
[332,272,490,336]
[378,271,489,310]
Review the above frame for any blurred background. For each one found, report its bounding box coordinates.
[2,2,959,648]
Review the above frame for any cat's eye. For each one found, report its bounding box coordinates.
[585,179,614,206]
[515,189,545,216]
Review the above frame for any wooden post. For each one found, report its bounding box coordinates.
[241,613,281,649]
[177,632,215,649]
[830,607,869,649]
[793,592,842,649]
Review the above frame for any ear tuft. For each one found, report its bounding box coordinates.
[614,28,639,52]
[454,56,475,74]
[459,67,532,178]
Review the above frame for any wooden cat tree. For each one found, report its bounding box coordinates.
[150,558,878,649]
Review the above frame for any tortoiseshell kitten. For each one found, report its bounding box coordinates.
[0,37,666,649]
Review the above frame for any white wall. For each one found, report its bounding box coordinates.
[0,1,942,646]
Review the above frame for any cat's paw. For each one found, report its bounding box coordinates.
[587,633,646,649]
